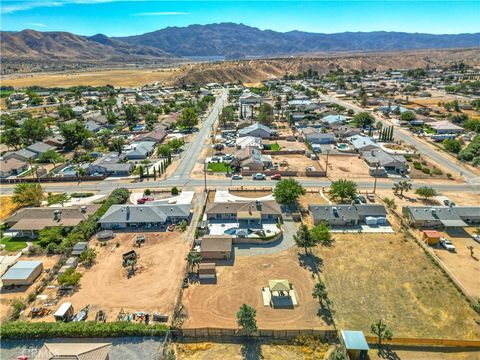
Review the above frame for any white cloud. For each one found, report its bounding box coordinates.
[28,22,48,27]
[134,11,189,16]
[1,0,147,14]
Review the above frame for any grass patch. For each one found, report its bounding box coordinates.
[270,143,281,151]
[0,237,28,252]
[207,162,231,172]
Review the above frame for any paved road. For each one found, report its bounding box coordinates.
[320,94,479,184]
[170,89,228,180]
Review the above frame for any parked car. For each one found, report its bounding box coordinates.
[252,173,266,180]
[355,195,367,204]
[231,174,243,180]
[213,144,224,151]
[223,154,234,161]
[472,234,480,244]
[137,196,154,204]
[210,156,221,162]
[367,193,375,202]
[305,166,316,172]
[443,199,456,207]
[271,174,282,180]
[440,237,456,252]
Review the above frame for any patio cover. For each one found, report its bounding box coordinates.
[268,279,290,292]
[440,219,467,227]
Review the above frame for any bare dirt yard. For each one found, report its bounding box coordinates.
[318,154,371,179]
[265,139,306,151]
[314,232,480,340]
[1,254,59,323]
[0,196,17,221]
[64,232,189,323]
[429,227,480,299]
[182,246,332,330]
[271,154,320,173]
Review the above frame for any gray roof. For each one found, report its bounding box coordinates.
[363,149,405,167]
[26,142,55,154]
[347,135,378,150]
[99,203,191,224]
[85,120,102,132]
[5,148,37,160]
[2,261,42,281]
[125,141,156,157]
[404,206,479,225]
[238,123,274,137]
[309,204,386,222]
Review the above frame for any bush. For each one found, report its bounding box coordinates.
[421,167,431,174]
[413,162,422,170]
[58,268,82,286]
[171,187,179,195]
[144,189,151,196]
[432,167,443,175]
[10,299,25,321]
[0,321,169,339]
[70,192,94,198]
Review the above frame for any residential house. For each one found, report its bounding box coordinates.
[34,343,111,360]
[322,114,346,127]
[85,120,103,133]
[362,148,407,174]
[301,127,336,144]
[98,203,192,230]
[72,106,85,116]
[235,146,272,171]
[347,135,379,152]
[238,123,276,139]
[402,206,480,228]
[3,148,37,162]
[0,158,28,178]
[236,136,262,149]
[124,141,156,160]
[134,126,167,144]
[26,142,55,156]
[4,205,99,237]
[309,204,387,226]
[88,152,134,176]
[430,120,464,134]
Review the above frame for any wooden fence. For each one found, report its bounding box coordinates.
[0,175,106,184]
[241,170,298,177]
[262,149,306,155]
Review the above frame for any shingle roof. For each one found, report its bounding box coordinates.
[309,204,386,222]
[26,142,55,154]
[206,200,281,216]
[34,342,111,360]
[201,236,232,252]
[99,204,191,224]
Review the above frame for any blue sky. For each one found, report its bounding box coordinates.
[1,1,479,37]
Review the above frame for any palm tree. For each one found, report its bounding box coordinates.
[185,252,202,273]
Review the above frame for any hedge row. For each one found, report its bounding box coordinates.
[0,321,169,340]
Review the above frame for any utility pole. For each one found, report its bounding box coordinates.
[325,150,330,177]
[373,162,379,194]
[204,161,207,193]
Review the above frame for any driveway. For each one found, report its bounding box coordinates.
[235,218,297,256]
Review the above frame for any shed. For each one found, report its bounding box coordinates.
[198,263,216,281]
[1,261,43,286]
[200,236,232,260]
[97,230,115,241]
[65,257,78,268]
[340,330,369,360]
[72,242,88,256]
[422,230,441,245]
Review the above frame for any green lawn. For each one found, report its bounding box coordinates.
[207,162,231,172]
[270,143,281,151]
[0,237,28,252]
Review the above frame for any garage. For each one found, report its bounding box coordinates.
[1,260,43,286]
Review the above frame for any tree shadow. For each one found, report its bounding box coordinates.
[240,340,264,360]
[298,252,323,274]
[378,346,401,360]
[316,303,335,326]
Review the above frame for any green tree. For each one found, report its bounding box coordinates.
[79,248,98,267]
[185,251,202,273]
[353,112,374,128]
[329,179,357,203]
[111,137,125,155]
[392,180,412,197]
[415,186,437,200]
[38,150,64,166]
[157,144,172,158]
[273,178,305,207]
[13,183,44,207]
[123,104,139,124]
[312,281,329,306]
[310,222,332,246]
[1,127,22,150]
[20,118,49,144]
[399,111,416,122]
[294,224,317,254]
[257,102,274,126]
[371,319,393,348]
[167,138,184,152]
[58,104,75,120]
[47,193,69,206]
[177,107,198,128]
[236,304,258,335]
[58,268,82,286]
[60,122,92,149]
[443,139,463,154]
[382,197,397,210]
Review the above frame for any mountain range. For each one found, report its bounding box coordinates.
[2,23,479,63]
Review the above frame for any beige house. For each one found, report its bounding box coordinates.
[34,343,111,360]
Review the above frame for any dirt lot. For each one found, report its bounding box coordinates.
[175,341,332,360]
[1,254,59,323]
[429,228,480,299]
[271,154,321,173]
[0,196,17,222]
[182,246,332,330]
[62,232,189,323]
[318,154,371,179]
[314,232,480,339]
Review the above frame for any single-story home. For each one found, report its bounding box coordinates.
[200,235,232,260]
[301,127,336,144]
[34,342,111,360]
[347,135,379,152]
[322,114,346,127]
[430,120,464,134]
[235,146,272,171]
[4,205,99,237]
[135,126,167,144]
[98,203,192,230]
[26,142,55,156]
[124,141,156,160]
[309,204,387,226]
[206,200,282,225]
[1,261,43,286]
[88,152,134,176]
[362,149,407,174]
[3,148,37,162]
[402,206,480,228]
[236,136,262,149]
[0,158,28,178]
[85,120,104,133]
[238,123,276,139]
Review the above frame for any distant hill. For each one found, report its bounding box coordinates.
[118,23,480,57]
[1,29,175,62]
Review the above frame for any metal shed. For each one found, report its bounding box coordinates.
[1,261,43,286]
[340,330,369,360]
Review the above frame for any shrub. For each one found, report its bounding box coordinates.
[70,192,94,198]
[171,187,179,195]
[10,299,25,321]
[412,162,422,170]
[421,167,431,174]
[432,167,443,175]
[144,189,151,196]
[446,173,453,179]
[0,321,169,339]
[58,268,82,286]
